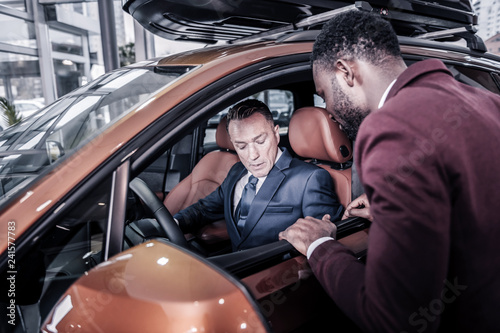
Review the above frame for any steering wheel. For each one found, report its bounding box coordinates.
[129,177,189,248]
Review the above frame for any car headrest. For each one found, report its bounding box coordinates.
[289,107,352,164]
[216,116,235,151]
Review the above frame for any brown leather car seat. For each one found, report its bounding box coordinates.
[289,106,353,208]
[164,116,239,215]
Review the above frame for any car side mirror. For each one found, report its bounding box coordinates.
[46,141,65,164]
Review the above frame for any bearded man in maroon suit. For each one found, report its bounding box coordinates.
[280,10,500,333]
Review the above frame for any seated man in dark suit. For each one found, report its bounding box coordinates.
[174,99,343,251]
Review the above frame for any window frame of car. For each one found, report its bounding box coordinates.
[399,37,500,93]
[123,39,500,269]
[9,38,500,281]
[127,54,315,249]
[0,66,197,212]
[129,53,314,177]
[0,50,314,282]
[0,52,316,330]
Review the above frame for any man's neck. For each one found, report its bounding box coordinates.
[366,61,406,111]
[274,147,283,164]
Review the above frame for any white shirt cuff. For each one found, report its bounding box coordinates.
[307,237,335,259]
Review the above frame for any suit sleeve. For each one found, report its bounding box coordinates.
[309,113,451,333]
[301,168,343,221]
[173,184,226,234]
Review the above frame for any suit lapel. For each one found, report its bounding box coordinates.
[236,149,293,248]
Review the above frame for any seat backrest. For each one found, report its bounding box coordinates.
[164,117,239,215]
[289,106,353,208]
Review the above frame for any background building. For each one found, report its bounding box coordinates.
[485,32,500,54]
[473,0,500,55]
[473,1,500,38]
[0,0,200,126]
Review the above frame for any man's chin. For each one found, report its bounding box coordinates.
[347,131,357,142]
[340,126,358,142]
[251,172,266,178]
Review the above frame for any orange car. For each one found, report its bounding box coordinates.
[1,1,499,332]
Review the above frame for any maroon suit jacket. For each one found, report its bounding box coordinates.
[309,59,500,332]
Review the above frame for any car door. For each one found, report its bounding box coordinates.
[0,169,116,332]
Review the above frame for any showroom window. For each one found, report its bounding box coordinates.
[49,28,84,56]
[0,0,26,12]
[53,59,86,97]
[10,77,43,100]
[0,51,44,103]
[0,13,36,48]
[48,27,90,97]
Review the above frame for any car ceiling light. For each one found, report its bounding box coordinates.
[62,59,74,66]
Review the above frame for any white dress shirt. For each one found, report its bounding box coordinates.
[377,79,397,109]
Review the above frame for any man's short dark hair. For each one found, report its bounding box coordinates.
[311,11,401,70]
[226,99,274,132]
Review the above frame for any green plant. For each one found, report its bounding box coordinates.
[0,97,22,127]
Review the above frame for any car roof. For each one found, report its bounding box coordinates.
[123,0,477,45]
[147,28,500,68]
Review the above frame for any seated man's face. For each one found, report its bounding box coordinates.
[228,113,280,178]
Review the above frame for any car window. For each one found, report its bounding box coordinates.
[129,87,300,255]
[0,177,112,327]
[0,66,195,207]
[15,104,30,112]
[204,110,225,151]
[203,89,294,149]
[451,65,500,94]
[254,89,294,130]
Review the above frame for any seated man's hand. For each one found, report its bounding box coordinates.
[342,193,373,222]
[279,214,336,256]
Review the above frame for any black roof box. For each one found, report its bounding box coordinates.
[122,0,477,44]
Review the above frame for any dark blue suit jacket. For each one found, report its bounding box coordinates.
[175,149,343,251]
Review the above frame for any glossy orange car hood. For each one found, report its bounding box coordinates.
[42,240,268,332]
